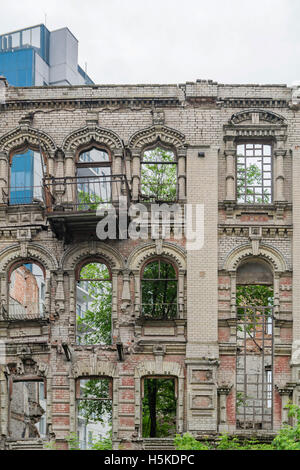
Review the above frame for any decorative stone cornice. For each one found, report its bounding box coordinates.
[229,109,286,126]
[0,242,58,272]
[134,360,184,378]
[60,241,125,271]
[62,125,123,152]
[128,125,186,152]
[126,241,186,271]
[223,242,287,273]
[0,126,56,155]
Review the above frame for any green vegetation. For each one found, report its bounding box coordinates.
[174,404,300,450]
[76,262,112,345]
[141,147,177,202]
[141,260,177,319]
[237,161,271,204]
[142,378,176,438]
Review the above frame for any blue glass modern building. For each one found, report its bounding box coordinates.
[0,24,94,86]
[0,24,94,204]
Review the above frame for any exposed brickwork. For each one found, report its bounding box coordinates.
[0,77,298,449]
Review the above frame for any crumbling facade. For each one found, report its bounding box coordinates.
[0,76,299,449]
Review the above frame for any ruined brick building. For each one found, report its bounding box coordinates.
[0,75,299,449]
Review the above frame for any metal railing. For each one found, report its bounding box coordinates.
[2,186,45,206]
[43,174,130,213]
[235,305,274,431]
[2,302,46,321]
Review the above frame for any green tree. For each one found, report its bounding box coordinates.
[77,263,112,345]
[237,160,271,204]
[142,378,176,438]
[141,147,177,202]
[78,378,112,426]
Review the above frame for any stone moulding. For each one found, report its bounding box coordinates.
[0,126,56,155]
[223,243,288,273]
[229,109,287,126]
[126,241,186,271]
[60,241,125,271]
[62,125,123,153]
[128,124,186,151]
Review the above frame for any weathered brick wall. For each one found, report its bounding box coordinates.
[0,77,298,448]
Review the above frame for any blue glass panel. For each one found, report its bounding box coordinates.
[0,49,34,86]
[10,151,33,204]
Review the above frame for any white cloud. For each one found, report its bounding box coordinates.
[0,0,299,85]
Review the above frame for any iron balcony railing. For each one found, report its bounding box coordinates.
[2,302,46,321]
[43,174,130,213]
[2,186,45,206]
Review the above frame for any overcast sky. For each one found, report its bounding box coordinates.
[1,0,299,85]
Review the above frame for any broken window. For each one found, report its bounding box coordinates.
[76,377,112,450]
[76,147,111,210]
[76,262,112,345]
[141,260,178,319]
[142,377,177,438]
[9,379,46,439]
[140,147,177,202]
[236,143,272,204]
[10,149,45,204]
[236,260,274,430]
[8,262,46,320]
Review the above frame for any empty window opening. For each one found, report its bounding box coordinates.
[76,147,111,210]
[76,262,112,345]
[141,260,178,319]
[10,149,45,205]
[76,378,112,450]
[142,377,177,438]
[236,143,272,204]
[140,147,177,202]
[236,260,274,430]
[8,263,45,320]
[9,380,46,439]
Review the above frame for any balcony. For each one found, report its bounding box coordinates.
[43,174,130,241]
[1,301,47,322]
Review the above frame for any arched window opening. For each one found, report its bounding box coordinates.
[9,379,46,439]
[142,377,177,438]
[10,149,46,205]
[140,147,177,202]
[235,260,274,430]
[8,262,45,320]
[76,147,111,210]
[141,259,177,320]
[76,377,112,449]
[236,143,272,204]
[76,262,112,345]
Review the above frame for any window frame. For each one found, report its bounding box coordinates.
[235,140,274,205]
[140,257,178,320]
[140,145,178,203]
[75,258,113,345]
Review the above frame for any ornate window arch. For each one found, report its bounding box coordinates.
[61,241,124,344]
[127,241,186,320]
[223,242,287,319]
[53,126,125,211]
[223,109,288,212]
[62,125,124,178]
[0,125,56,205]
[128,125,186,202]
[0,243,57,322]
